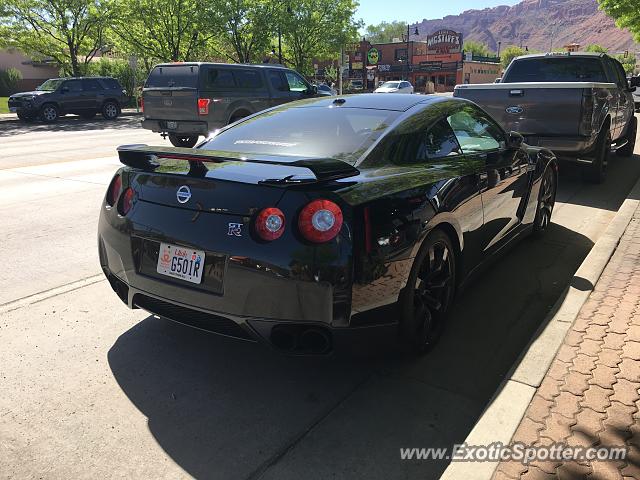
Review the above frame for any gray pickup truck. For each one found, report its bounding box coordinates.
[454,53,637,182]
[141,62,318,147]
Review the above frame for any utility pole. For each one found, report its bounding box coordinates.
[338,46,343,95]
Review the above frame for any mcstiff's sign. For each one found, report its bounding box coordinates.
[427,29,462,55]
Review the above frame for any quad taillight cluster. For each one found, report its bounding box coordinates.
[254,199,343,243]
[106,174,134,215]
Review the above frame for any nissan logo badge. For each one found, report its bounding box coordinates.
[176,185,192,204]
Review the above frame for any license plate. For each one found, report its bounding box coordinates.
[167,121,178,129]
[157,243,205,284]
[9,107,17,113]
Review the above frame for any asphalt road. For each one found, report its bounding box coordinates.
[1,114,639,479]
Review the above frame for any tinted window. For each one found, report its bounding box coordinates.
[284,71,308,92]
[447,106,504,153]
[386,120,462,166]
[64,80,82,92]
[234,70,264,89]
[505,57,607,82]
[100,78,122,90]
[200,107,398,163]
[203,69,235,89]
[82,79,102,91]
[145,65,199,88]
[269,71,288,92]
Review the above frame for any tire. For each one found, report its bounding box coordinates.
[398,229,456,354]
[582,128,611,184]
[80,111,97,120]
[533,165,557,236]
[617,116,637,157]
[17,112,36,123]
[40,104,59,123]
[102,101,119,120]
[228,110,250,125]
[168,134,199,148]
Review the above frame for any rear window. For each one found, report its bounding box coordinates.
[100,78,122,90]
[201,68,264,90]
[145,65,199,88]
[505,57,608,83]
[200,106,399,164]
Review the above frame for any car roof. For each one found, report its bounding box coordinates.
[46,76,117,81]
[153,62,289,70]
[293,93,453,112]
[514,52,606,61]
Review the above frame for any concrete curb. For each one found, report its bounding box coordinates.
[440,176,640,480]
[0,109,141,123]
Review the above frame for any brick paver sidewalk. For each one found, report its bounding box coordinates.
[493,207,640,479]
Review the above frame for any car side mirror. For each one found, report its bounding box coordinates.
[507,131,524,149]
[308,85,318,95]
[494,78,502,83]
[629,86,637,93]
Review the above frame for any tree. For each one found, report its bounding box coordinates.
[463,40,493,57]
[0,0,113,76]
[109,0,216,62]
[614,54,637,74]
[364,20,406,44]
[584,44,608,53]
[500,45,527,70]
[212,0,277,64]
[279,0,360,76]
[598,0,640,42]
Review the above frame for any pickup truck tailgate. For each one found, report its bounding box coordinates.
[454,83,588,137]
[143,87,198,121]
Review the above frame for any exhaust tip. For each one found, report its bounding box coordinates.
[299,328,331,354]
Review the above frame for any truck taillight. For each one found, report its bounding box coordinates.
[198,98,211,115]
[298,199,343,243]
[139,97,144,112]
[580,90,595,136]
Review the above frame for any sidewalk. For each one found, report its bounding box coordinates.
[493,205,640,479]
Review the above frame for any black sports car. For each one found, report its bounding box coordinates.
[98,94,557,354]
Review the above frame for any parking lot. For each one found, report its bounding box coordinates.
[1,114,639,479]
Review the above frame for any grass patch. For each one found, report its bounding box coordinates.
[0,97,8,114]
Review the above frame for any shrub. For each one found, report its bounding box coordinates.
[0,68,23,96]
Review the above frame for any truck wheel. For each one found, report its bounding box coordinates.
[582,129,610,184]
[617,117,637,157]
[40,104,59,123]
[168,134,199,148]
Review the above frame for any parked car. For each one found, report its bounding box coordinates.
[630,76,640,111]
[315,84,337,96]
[349,79,364,90]
[374,81,414,94]
[99,94,557,355]
[454,52,637,183]
[141,62,318,148]
[7,77,128,123]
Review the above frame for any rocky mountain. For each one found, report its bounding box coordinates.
[412,0,639,54]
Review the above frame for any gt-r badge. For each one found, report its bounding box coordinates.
[176,185,192,204]
[228,223,243,237]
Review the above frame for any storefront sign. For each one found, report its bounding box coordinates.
[427,29,462,55]
[345,42,360,53]
[378,64,391,72]
[351,61,364,70]
[367,48,380,65]
[354,51,363,62]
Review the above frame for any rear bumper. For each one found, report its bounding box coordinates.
[141,118,210,135]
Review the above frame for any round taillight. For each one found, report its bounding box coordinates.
[120,187,135,215]
[107,174,122,206]
[298,199,343,243]
[255,207,285,241]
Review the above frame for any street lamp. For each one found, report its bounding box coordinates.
[497,41,502,58]
[403,23,419,81]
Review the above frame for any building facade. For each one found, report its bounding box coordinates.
[0,48,59,92]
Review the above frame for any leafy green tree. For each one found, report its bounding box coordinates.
[463,40,493,57]
[614,54,636,74]
[280,0,361,76]
[364,20,406,44]
[109,0,215,62]
[212,0,277,63]
[0,0,114,76]
[500,45,527,70]
[598,0,640,42]
[584,44,608,53]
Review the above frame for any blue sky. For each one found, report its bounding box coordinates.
[356,0,521,27]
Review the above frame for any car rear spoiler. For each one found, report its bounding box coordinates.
[117,144,360,183]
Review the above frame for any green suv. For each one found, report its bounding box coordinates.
[141,63,318,147]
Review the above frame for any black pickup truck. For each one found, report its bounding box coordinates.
[454,53,637,182]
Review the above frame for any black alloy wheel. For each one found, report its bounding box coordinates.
[400,230,456,353]
[168,134,199,148]
[40,104,59,123]
[533,166,556,235]
[102,101,119,120]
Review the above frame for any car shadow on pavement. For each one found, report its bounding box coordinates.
[0,115,143,137]
[108,221,593,480]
